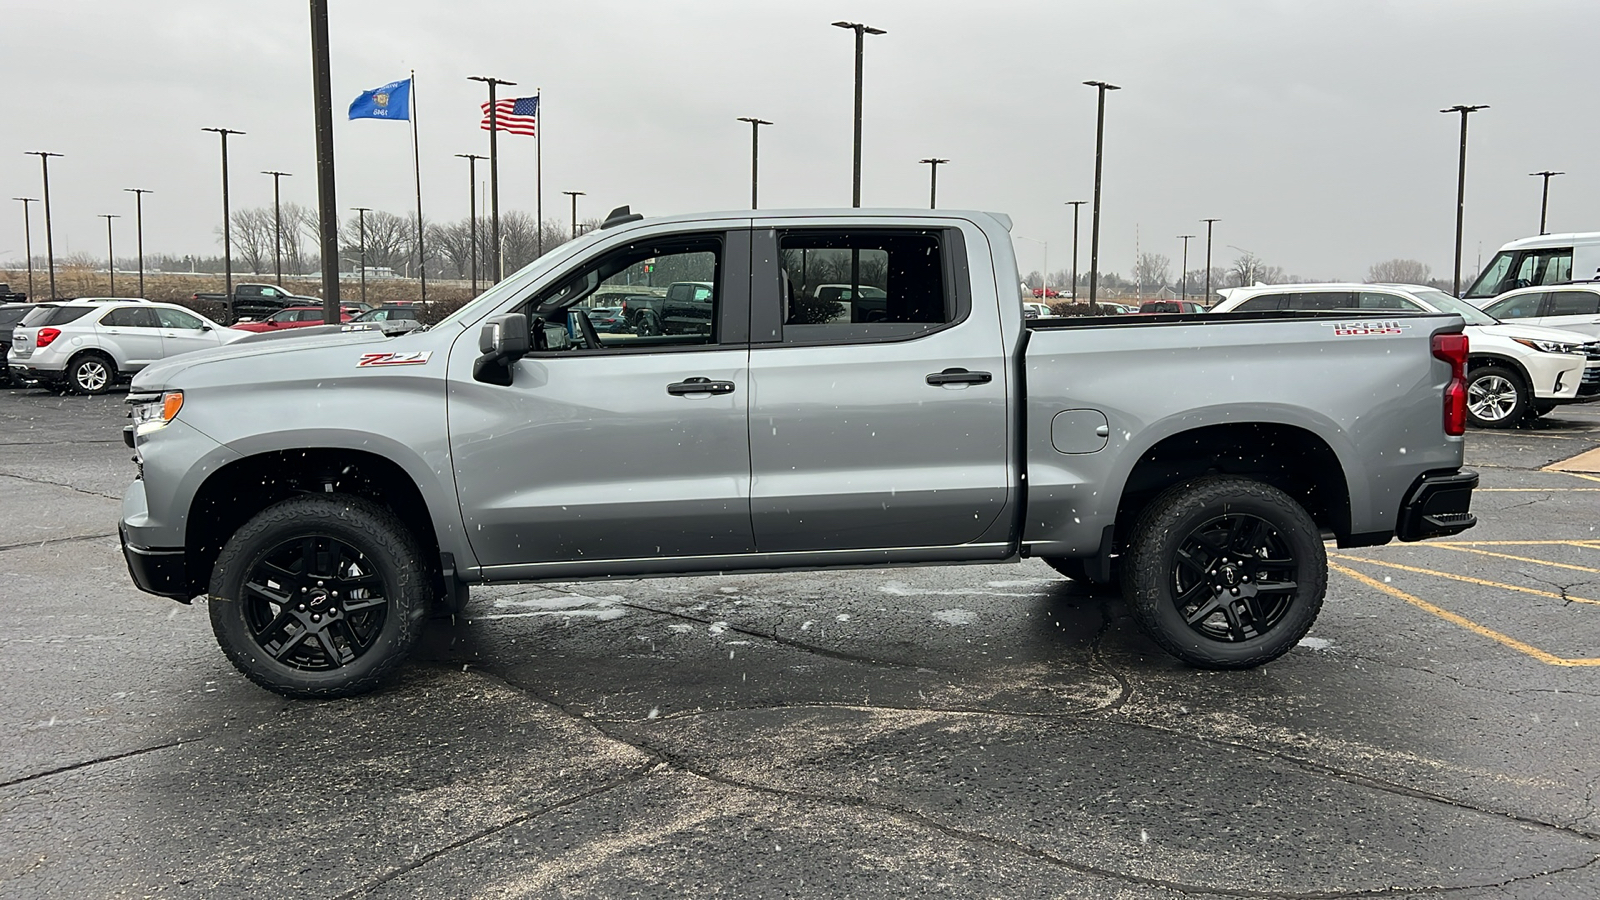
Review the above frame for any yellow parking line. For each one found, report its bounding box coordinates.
[1430,544,1600,575]
[1330,563,1600,667]
[1435,540,1600,547]
[1551,470,1600,484]
[1329,554,1600,607]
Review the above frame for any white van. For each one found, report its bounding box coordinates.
[1463,232,1600,301]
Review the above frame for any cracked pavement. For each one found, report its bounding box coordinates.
[4,389,1600,898]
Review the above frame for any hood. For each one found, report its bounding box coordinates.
[131,326,395,390]
[1471,322,1598,345]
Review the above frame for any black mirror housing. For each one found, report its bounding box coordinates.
[473,313,531,386]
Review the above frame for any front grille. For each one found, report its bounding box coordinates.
[1582,344,1600,386]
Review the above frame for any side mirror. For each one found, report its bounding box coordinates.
[473,313,530,386]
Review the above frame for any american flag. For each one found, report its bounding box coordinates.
[480,96,538,137]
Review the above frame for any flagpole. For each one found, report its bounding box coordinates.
[410,69,427,309]
[536,89,543,259]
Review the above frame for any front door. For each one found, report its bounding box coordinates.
[154,306,228,356]
[450,229,756,569]
[746,223,1012,553]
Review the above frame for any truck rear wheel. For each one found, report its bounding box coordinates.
[1122,476,1325,669]
[207,494,429,698]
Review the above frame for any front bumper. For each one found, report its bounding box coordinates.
[1396,469,1478,542]
[119,524,193,602]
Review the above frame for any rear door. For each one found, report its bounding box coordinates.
[98,306,164,368]
[745,220,1011,552]
[1535,288,1600,337]
[450,227,756,568]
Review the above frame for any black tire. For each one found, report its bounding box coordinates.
[1465,365,1529,428]
[635,310,662,336]
[1122,476,1326,669]
[67,352,115,395]
[1042,556,1119,592]
[208,494,429,698]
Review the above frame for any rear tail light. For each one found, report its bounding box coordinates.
[1433,332,1469,436]
[36,327,61,348]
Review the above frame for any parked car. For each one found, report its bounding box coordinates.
[0,302,36,385]
[9,301,246,394]
[1211,282,1600,427]
[1463,232,1600,302]
[232,305,357,333]
[0,284,26,303]
[192,283,320,324]
[617,282,717,334]
[582,306,629,333]
[1475,284,1600,338]
[120,206,1477,698]
[1137,300,1207,314]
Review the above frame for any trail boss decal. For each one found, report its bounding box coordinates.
[357,351,432,367]
[1323,320,1411,337]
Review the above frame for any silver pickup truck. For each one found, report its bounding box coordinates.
[119,207,1478,698]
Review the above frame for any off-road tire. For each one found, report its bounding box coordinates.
[67,352,115,395]
[1465,365,1529,429]
[1122,476,1325,669]
[208,494,429,698]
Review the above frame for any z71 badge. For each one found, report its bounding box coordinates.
[357,351,432,367]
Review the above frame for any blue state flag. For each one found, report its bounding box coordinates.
[349,78,411,121]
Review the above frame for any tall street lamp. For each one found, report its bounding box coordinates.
[124,188,152,298]
[469,75,517,282]
[1440,104,1487,296]
[25,151,63,300]
[99,214,121,296]
[202,127,245,302]
[918,158,948,209]
[736,117,772,209]
[1083,81,1120,306]
[455,153,486,293]
[1177,234,1195,302]
[352,206,370,307]
[1529,170,1564,236]
[833,20,886,208]
[12,197,37,300]
[1200,218,1220,306]
[1065,200,1086,300]
[563,191,586,239]
[261,170,291,285]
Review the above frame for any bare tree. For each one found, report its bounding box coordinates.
[1134,252,1170,295]
[342,210,410,273]
[223,207,272,275]
[1367,258,1432,284]
[1228,252,1284,287]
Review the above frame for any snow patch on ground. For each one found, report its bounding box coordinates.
[1297,636,1333,651]
[480,593,627,622]
[932,608,978,626]
[880,580,1037,598]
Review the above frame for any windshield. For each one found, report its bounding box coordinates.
[1410,288,1498,326]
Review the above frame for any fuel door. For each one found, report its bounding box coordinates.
[1050,409,1110,454]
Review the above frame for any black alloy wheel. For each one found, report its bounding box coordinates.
[209,495,428,698]
[1123,476,1325,669]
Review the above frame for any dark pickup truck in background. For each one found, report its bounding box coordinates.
[0,284,27,303]
[192,282,319,324]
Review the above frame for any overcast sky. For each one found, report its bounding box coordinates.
[3,0,1597,283]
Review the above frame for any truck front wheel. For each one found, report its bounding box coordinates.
[207,495,429,698]
[1122,476,1325,669]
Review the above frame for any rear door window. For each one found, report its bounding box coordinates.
[1547,290,1600,316]
[1282,291,1357,310]
[774,229,954,343]
[1356,291,1423,310]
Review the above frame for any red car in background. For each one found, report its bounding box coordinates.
[230,305,359,333]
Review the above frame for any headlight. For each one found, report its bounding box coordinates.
[130,390,184,433]
[1512,338,1582,354]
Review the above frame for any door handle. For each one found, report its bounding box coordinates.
[925,367,992,386]
[667,377,736,396]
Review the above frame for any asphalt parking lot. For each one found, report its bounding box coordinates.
[4,386,1600,899]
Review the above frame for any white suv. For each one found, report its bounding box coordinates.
[9,301,246,394]
[1475,283,1600,339]
[1211,283,1600,427]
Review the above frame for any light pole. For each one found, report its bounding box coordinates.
[1177,234,1195,302]
[1065,200,1086,300]
[1200,218,1219,306]
[25,151,63,300]
[735,117,772,209]
[1529,170,1564,235]
[469,75,517,282]
[1440,104,1487,296]
[99,214,121,296]
[832,20,886,208]
[1016,235,1048,299]
[12,197,37,299]
[261,170,291,285]
[918,158,948,209]
[455,153,485,293]
[563,190,585,239]
[124,189,152,298]
[202,127,245,301]
[352,207,370,307]
[1083,81,1120,306]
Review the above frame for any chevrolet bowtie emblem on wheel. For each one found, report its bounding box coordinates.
[356,351,431,367]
